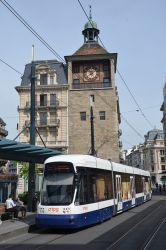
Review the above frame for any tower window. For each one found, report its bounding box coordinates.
[73,64,80,73]
[99,111,106,120]
[80,112,86,121]
[103,77,111,87]
[103,63,109,71]
[40,74,47,85]
[73,79,80,88]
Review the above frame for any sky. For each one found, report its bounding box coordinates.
[0,0,165,150]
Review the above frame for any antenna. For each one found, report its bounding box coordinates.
[32,44,35,62]
[89,5,92,19]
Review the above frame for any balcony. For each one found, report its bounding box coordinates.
[23,100,59,110]
[36,118,60,128]
[72,82,111,89]
[36,140,67,148]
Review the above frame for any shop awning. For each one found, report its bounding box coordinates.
[0,138,63,164]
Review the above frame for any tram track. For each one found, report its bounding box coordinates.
[1,199,166,250]
[103,200,166,250]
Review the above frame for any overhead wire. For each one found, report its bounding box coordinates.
[77,0,154,129]
[0,0,150,143]
[0,57,22,75]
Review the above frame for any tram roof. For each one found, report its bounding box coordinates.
[0,138,63,164]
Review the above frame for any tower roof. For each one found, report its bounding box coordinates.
[73,42,108,56]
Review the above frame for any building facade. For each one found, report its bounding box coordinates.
[65,15,121,161]
[126,129,165,186]
[15,60,68,152]
[0,118,18,202]
[144,129,165,185]
[125,144,144,169]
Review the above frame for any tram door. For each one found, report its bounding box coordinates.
[142,177,146,201]
[116,175,122,212]
[130,176,135,206]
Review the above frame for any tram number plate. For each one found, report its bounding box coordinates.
[48,208,59,213]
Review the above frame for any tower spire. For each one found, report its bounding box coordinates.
[82,6,99,43]
[89,5,92,20]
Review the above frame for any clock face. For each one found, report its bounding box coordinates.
[84,65,100,81]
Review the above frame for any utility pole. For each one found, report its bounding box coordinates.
[28,45,36,212]
[89,95,95,156]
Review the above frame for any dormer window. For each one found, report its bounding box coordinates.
[40,74,47,85]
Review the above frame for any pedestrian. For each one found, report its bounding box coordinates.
[16,197,26,218]
[5,194,19,219]
[159,184,162,194]
[156,182,158,189]
[163,183,165,192]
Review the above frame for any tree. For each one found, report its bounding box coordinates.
[19,162,40,179]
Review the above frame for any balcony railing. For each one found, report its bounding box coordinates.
[36,140,67,147]
[72,82,111,89]
[36,118,60,127]
[23,100,59,109]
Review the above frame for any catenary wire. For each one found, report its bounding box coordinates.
[77,0,154,129]
[0,0,149,141]
[0,57,22,75]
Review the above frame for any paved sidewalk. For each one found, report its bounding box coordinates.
[0,212,36,241]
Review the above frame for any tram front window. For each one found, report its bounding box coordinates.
[41,162,75,205]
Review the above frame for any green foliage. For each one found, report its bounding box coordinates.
[19,162,41,179]
[18,191,40,205]
[18,192,28,204]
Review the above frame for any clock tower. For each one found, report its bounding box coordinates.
[65,11,121,162]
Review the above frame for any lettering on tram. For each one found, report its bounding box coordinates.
[36,155,152,229]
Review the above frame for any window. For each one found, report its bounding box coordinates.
[73,79,80,85]
[73,64,80,73]
[161,157,165,163]
[50,76,54,85]
[39,112,47,125]
[40,94,47,106]
[160,150,165,156]
[99,111,105,120]
[50,94,56,106]
[40,74,47,85]
[162,165,165,171]
[80,112,86,121]
[103,77,111,87]
[103,63,109,71]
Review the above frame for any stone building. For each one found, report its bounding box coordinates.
[15,60,68,152]
[65,14,121,161]
[126,129,165,186]
[144,129,165,185]
[125,144,144,169]
[16,15,121,162]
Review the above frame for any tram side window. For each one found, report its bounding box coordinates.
[96,174,105,201]
[145,176,150,193]
[75,169,88,205]
[105,173,113,199]
[88,171,97,203]
[121,173,130,200]
[96,171,113,201]
[135,175,142,193]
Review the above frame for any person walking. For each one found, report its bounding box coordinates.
[5,194,19,219]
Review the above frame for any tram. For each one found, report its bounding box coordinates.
[36,154,152,229]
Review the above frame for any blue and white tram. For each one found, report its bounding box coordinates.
[36,155,152,229]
